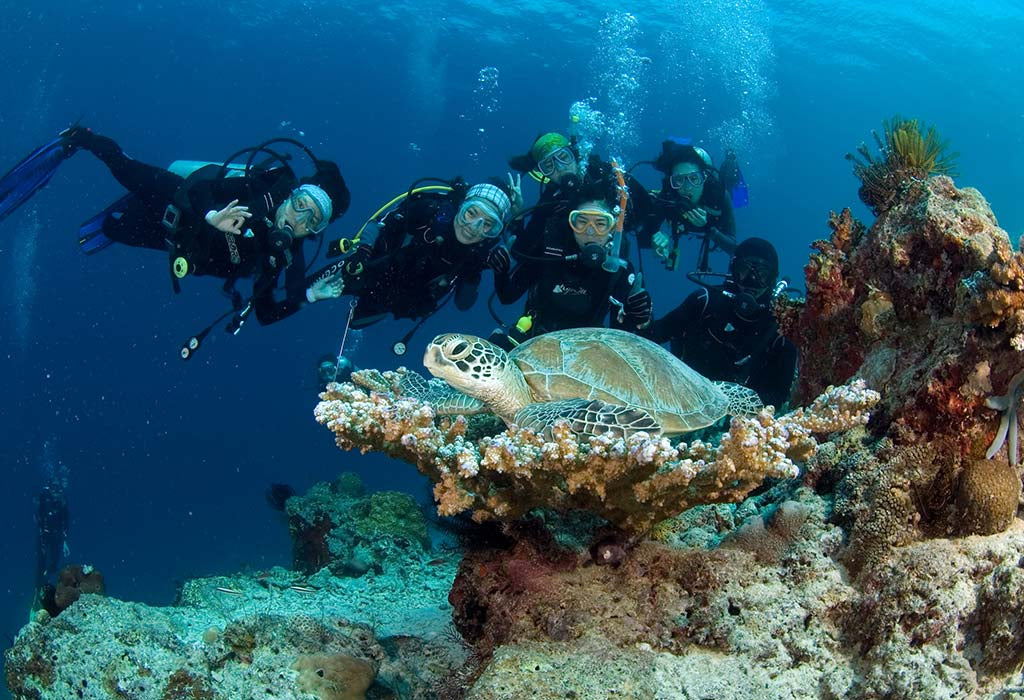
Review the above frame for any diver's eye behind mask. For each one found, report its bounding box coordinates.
[568,209,615,237]
[732,256,774,292]
[670,170,706,190]
[537,147,576,177]
[287,191,327,234]
[456,200,503,238]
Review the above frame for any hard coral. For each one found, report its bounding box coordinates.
[778,175,1019,458]
[314,377,877,533]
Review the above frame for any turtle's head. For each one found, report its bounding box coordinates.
[424,333,509,399]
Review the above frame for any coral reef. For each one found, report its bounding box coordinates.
[314,377,877,532]
[5,562,467,700]
[778,176,1024,466]
[286,472,431,576]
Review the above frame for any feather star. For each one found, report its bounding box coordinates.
[985,369,1024,467]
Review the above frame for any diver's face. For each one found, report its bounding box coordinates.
[671,162,705,203]
[453,201,499,245]
[537,146,579,185]
[275,195,325,239]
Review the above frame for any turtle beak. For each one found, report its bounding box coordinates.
[423,343,445,378]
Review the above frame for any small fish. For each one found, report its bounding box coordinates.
[214,586,244,596]
[288,585,320,594]
[426,558,448,567]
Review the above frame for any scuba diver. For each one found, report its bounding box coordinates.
[0,126,351,355]
[327,176,516,354]
[492,190,653,348]
[636,139,739,273]
[316,353,357,388]
[32,453,69,616]
[645,237,797,408]
[506,131,653,262]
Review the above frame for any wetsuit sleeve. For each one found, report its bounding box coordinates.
[495,261,536,305]
[644,290,703,346]
[253,246,313,326]
[749,336,798,408]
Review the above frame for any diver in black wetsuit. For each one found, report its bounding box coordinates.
[62,127,351,327]
[493,191,652,347]
[645,238,798,408]
[337,179,515,341]
[31,470,69,616]
[636,140,737,272]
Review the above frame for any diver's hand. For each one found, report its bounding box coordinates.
[652,231,670,259]
[307,273,344,302]
[681,207,708,228]
[487,245,511,276]
[624,289,653,327]
[506,172,524,215]
[205,199,252,235]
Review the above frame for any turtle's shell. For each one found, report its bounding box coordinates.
[510,327,729,436]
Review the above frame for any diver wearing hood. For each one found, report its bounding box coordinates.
[638,140,737,272]
[59,126,351,327]
[494,197,652,346]
[645,238,797,408]
[339,178,515,329]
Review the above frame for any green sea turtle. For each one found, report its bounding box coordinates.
[419,327,763,439]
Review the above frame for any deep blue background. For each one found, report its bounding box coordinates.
[1,1,1021,683]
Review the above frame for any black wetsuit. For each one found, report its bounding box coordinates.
[34,485,68,591]
[82,134,333,326]
[646,286,798,407]
[497,211,647,338]
[341,191,496,328]
[636,175,736,268]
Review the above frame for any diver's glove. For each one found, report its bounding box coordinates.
[487,245,511,276]
[205,199,253,235]
[623,289,653,327]
[307,273,345,303]
[652,231,670,259]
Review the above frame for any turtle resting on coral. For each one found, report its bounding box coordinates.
[417,327,764,439]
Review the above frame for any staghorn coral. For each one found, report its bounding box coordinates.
[314,378,878,533]
[846,115,958,215]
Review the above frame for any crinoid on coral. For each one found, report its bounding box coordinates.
[313,373,879,533]
[846,115,959,215]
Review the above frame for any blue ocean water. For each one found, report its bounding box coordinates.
[0,0,1021,687]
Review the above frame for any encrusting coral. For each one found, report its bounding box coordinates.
[314,376,878,533]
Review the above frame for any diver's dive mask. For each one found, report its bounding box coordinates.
[537,147,576,177]
[726,257,776,322]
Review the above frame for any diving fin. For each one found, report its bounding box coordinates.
[719,149,749,208]
[77,193,133,255]
[0,134,75,224]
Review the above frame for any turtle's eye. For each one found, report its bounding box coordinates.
[446,338,471,359]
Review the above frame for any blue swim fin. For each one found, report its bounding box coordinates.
[77,193,133,255]
[0,135,74,224]
[731,173,749,208]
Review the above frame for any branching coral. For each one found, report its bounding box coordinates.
[846,115,959,214]
[314,376,879,533]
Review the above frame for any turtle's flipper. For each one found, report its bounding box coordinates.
[716,381,764,416]
[514,399,661,440]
